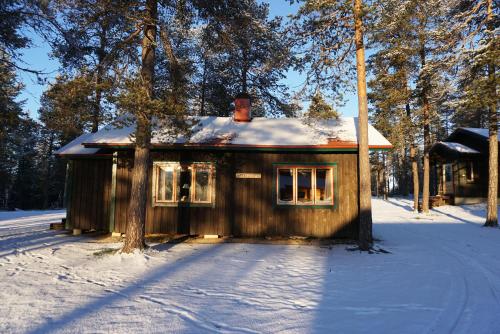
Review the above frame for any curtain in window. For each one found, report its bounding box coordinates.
[194,167,210,202]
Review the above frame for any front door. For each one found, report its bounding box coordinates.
[443,163,454,195]
[233,154,263,236]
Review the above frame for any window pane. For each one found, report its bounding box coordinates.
[178,166,191,202]
[316,169,333,203]
[157,166,174,201]
[466,162,474,181]
[444,164,452,181]
[194,167,210,202]
[297,169,313,203]
[278,169,294,202]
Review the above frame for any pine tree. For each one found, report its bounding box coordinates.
[292,0,374,250]
[484,0,498,227]
[369,0,455,212]
[0,0,28,68]
[37,80,95,210]
[39,75,98,137]
[305,91,339,121]
[9,118,40,209]
[37,0,137,132]
[368,0,421,210]
[121,0,158,253]
[448,0,498,226]
[198,0,296,117]
[0,59,24,209]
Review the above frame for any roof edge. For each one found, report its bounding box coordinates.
[82,142,393,151]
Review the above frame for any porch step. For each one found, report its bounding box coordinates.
[49,222,66,230]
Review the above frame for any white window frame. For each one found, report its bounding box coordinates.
[152,162,215,206]
[276,166,335,206]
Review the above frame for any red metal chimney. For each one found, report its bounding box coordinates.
[234,93,251,122]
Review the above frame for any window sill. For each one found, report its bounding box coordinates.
[274,204,336,209]
[152,202,215,208]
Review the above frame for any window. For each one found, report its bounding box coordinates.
[277,169,294,203]
[315,168,333,204]
[466,161,475,182]
[276,165,335,206]
[153,162,214,206]
[156,165,175,202]
[297,169,313,204]
[444,164,452,182]
[194,166,211,203]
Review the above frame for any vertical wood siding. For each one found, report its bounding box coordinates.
[69,158,112,231]
[110,150,359,238]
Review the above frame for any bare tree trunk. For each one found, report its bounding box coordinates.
[411,144,419,212]
[122,0,157,253]
[485,0,498,227]
[383,152,388,200]
[200,57,207,116]
[92,62,104,133]
[354,0,372,250]
[402,147,409,196]
[92,31,107,133]
[42,133,55,209]
[241,48,248,94]
[399,147,406,195]
[422,104,430,213]
[418,28,431,213]
[375,151,380,197]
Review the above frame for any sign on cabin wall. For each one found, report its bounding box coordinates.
[235,173,261,179]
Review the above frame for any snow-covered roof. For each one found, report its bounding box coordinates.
[56,116,392,156]
[438,142,480,154]
[54,133,100,156]
[461,128,500,141]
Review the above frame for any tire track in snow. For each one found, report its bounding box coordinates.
[400,222,500,334]
[441,246,500,307]
[434,248,471,334]
[136,294,260,334]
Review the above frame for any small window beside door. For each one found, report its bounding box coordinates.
[276,165,336,207]
[153,162,215,207]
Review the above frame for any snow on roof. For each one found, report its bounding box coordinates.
[461,128,500,141]
[54,133,100,156]
[56,116,392,156]
[438,141,480,154]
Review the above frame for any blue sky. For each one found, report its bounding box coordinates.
[17,1,359,120]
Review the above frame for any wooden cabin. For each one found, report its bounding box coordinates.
[56,97,392,239]
[430,127,500,205]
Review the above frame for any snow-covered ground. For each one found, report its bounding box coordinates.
[0,210,65,237]
[1,199,499,334]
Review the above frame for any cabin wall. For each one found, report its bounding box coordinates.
[112,150,359,238]
[449,158,500,205]
[67,158,112,231]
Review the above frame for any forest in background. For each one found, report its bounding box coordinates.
[0,0,497,214]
